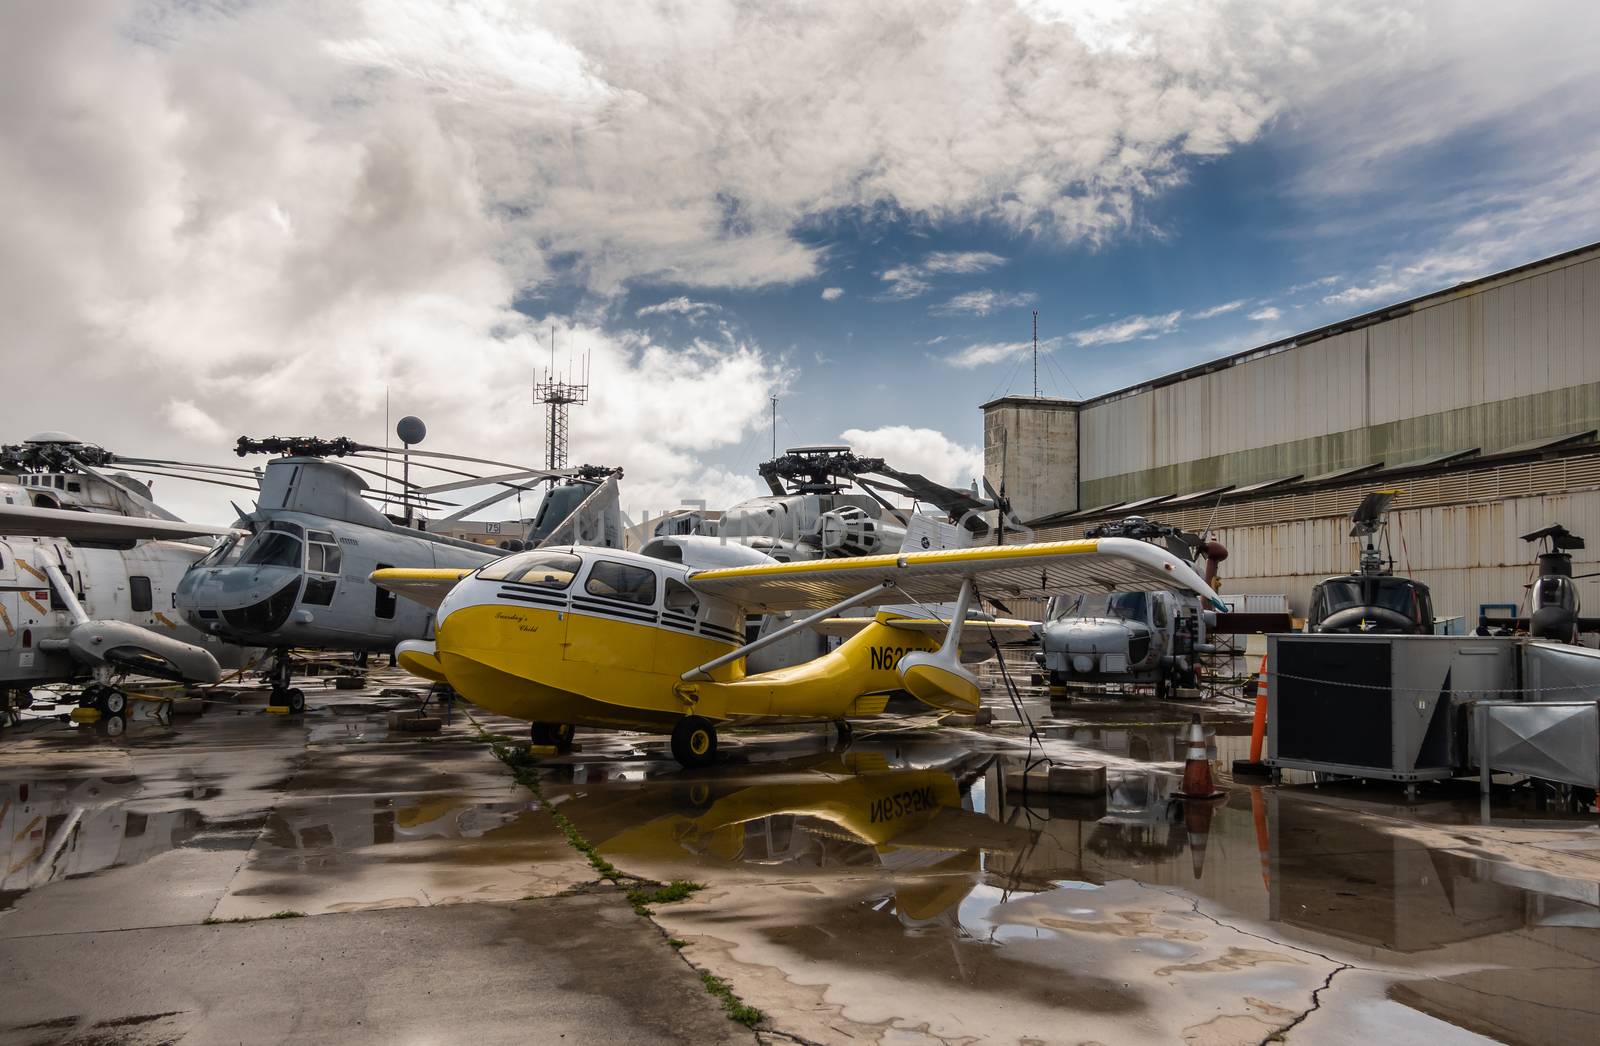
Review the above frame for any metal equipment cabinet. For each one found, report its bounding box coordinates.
[1266,634,1520,785]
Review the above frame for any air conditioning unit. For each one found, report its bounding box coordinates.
[1267,635,1520,782]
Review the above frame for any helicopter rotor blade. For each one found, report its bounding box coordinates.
[418,468,572,495]
[116,456,260,478]
[353,443,550,474]
[438,485,525,524]
[63,457,187,522]
[97,464,262,494]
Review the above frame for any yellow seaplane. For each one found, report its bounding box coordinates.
[373,535,1222,766]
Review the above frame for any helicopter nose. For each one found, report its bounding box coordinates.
[178,566,302,635]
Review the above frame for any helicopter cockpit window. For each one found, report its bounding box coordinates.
[1106,591,1149,622]
[477,550,581,588]
[1373,579,1417,616]
[240,521,305,568]
[306,530,342,575]
[198,535,248,568]
[1319,581,1363,613]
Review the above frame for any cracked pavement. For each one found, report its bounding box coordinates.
[4,683,1598,1044]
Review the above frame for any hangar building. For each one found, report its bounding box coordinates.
[982,242,1600,627]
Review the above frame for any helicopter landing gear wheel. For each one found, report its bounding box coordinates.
[670,716,718,768]
[283,688,305,714]
[98,688,127,715]
[531,722,576,752]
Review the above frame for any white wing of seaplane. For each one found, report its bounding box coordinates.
[372,536,1222,766]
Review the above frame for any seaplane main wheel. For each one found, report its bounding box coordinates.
[530,722,576,753]
[670,716,718,768]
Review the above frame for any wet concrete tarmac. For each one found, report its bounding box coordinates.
[2,679,1597,1044]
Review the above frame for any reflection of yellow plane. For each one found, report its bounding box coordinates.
[554,757,1032,922]
[374,537,1220,766]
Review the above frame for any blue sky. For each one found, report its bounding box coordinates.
[6,1,1599,520]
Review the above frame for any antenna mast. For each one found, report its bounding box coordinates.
[532,327,590,471]
[1032,309,1039,397]
[770,395,778,458]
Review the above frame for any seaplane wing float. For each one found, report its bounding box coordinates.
[374,535,1224,766]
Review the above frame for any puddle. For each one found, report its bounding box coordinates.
[545,731,1600,1044]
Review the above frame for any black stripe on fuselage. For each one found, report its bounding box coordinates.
[569,597,658,625]
[699,624,744,644]
[498,580,573,599]
[497,589,568,610]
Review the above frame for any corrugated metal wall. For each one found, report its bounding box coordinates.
[1076,252,1600,488]
[1206,490,1600,622]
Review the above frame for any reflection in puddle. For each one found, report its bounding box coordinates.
[546,738,1600,1043]
[1,779,206,907]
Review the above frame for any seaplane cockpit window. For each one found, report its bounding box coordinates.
[478,550,581,588]
[241,522,305,568]
[585,561,658,606]
[664,577,700,616]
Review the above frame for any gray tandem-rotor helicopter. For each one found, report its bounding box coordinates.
[173,423,620,711]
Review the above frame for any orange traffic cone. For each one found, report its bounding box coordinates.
[1183,795,1220,880]
[1176,713,1224,799]
[1233,655,1271,778]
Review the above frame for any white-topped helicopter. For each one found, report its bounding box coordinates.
[374,533,1224,765]
[0,434,255,727]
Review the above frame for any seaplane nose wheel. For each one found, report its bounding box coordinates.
[670,716,718,768]
[531,722,576,753]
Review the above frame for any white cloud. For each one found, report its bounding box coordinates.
[820,286,844,301]
[931,288,1037,316]
[164,400,226,443]
[1192,298,1248,320]
[839,425,984,490]
[1247,305,1281,321]
[636,296,721,318]
[945,337,1062,369]
[1070,310,1182,347]
[5,0,1592,521]
[878,250,1008,299]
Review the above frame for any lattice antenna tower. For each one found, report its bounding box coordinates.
[532,325,590,470]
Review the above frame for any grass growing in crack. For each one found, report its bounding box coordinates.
[699,971,762,1027]
[627,879,705,915]
[203,910,305,925]
[490,743,755,1028]
[493,743,622,886]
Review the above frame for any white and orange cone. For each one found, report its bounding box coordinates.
[1175,713,1224,800]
